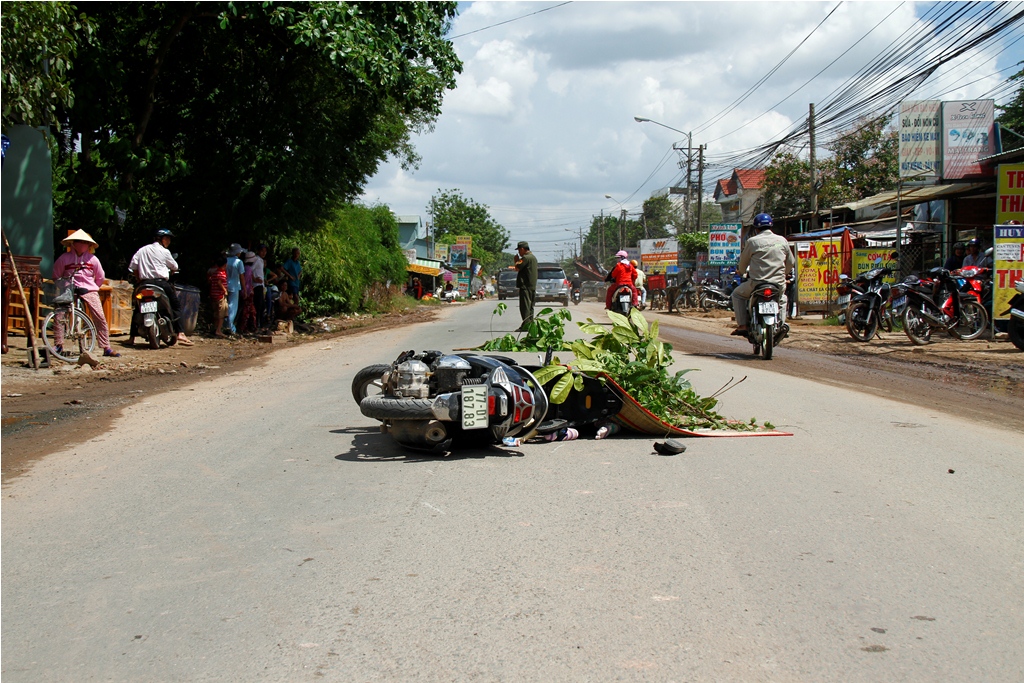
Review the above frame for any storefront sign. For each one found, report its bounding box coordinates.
[899,100,941,178]
[942,99,996,180]
[993,224,1024,322]
[456,272,471,298]
[638,238,678,274]
[433,243,449,262]
[455,235,473,256]
[708,223,741,266]
[852,248,899,284]
[796,240,842,306]
[449,243,468,268]
[996,163,1024,224]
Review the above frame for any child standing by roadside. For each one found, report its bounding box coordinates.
[208,252,228,338]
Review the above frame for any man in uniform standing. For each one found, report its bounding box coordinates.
[514,240,538,331]
[731,213,795,337]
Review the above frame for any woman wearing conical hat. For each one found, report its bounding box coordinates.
[52,229,120,358]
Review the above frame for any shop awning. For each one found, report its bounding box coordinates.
[834,182,990,211]
[406,258,443,277]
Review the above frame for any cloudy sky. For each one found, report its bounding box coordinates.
[360,1,1024,261]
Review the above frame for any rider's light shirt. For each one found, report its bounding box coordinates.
[130,242,179,280]
[737,230,795,286]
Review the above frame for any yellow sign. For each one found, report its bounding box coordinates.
[796,240,842,306]
[455,235,473,256]
[994,224,1024,322]
[997,163,1024,225]
[852,249,898,284]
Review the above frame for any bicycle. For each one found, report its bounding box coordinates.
[42,265,98,362]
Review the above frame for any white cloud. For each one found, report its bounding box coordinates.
[362,1,1024,261]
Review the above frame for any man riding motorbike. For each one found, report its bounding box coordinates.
[605,250,638,310]
[127,229,193,346]
[731,213,795,337]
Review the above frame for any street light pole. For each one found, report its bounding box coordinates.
[635,116,693,230]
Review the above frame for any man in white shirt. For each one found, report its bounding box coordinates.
[253,244,268,329]
[128,229,192,346]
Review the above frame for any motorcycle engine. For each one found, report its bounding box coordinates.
[433,355,472,393]
[394,359,431,398]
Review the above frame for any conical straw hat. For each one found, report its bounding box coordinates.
[61,229,98,247]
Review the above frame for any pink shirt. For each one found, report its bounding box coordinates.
[53,251,105,292]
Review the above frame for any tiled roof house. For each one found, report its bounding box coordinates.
[713,169,766,226]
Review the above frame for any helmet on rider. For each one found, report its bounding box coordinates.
[155,229,175,242]
[953,241,965,250]
[630,259,639,268]
[967,237,981,248]
[615,250,628,259]
[753,213,773,229]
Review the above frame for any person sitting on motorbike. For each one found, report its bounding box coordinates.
[127,229,193,346]
[731,213,796,337]
[604,250,638,309]
[943,242,966,271]
[962,237,992,269]
[631,260,647,308]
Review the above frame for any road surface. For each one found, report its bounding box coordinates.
[3,301,1021,681]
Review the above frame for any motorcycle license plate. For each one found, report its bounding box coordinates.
[892,295,907,311]
[619,294,631,303]
[837,294,850,306]
[140,301,158,313]
[461,385,489,430]
[758,301,779,314]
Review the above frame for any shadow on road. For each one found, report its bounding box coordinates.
[330,427,525,462]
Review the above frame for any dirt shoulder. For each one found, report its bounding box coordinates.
[1,306,440,482]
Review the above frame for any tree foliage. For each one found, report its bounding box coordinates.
[0,2,94,128]
[762,116,897,217]
[641,195,684,237]
[281,204,409,316]
[427,189,510,272]
[996,66,1024,151]
[45,1,461,297]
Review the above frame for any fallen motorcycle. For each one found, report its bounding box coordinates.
[352,350,549,453]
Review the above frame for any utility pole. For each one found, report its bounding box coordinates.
[620,208,627,250]
[686,132,693,232]
[809,103,818,232]
[696,144,705,233]
[599,210,605,262]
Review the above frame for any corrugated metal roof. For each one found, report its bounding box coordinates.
[835,182,989,211]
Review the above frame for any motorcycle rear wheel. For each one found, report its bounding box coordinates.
[902,305,932,345]
[351,364,391,404]
[951,300,988,340]
[845,301,878,342]
[147,324,160,350]
[360,395,435,420]
[763,328,774,360]
[1009,317,1024,351]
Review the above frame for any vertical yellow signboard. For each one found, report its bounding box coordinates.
[996,163,1024,224]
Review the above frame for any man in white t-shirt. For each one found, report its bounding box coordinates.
[128,229,192,346]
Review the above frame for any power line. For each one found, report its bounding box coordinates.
[448,2,573,40]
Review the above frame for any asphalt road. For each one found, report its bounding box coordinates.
[3,301,1022,681]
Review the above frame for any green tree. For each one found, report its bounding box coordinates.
[641,195,684,237]
[0,1,94,128]
[51,1,462,278]
[996,66,1024,151]
[824,115,898,203]
[427,189,510,272]
[762,151,811,217]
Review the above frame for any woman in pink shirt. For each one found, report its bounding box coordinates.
[52,229,120,357]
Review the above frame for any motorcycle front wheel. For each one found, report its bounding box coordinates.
[845,301,878,342]
[951,300,988,340]
[351,364,391,403]
[902,305,932,345]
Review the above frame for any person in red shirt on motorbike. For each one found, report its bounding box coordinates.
[604,250,639,309]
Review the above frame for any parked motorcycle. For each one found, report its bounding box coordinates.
[744,280,788,360]
[845,265,907,342]
[353,350,549,453]
[1003,278,1024,351]
[131,281,178,349]
[901,267,988,345]
[698,278,735,311]
[673,276,699,310]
